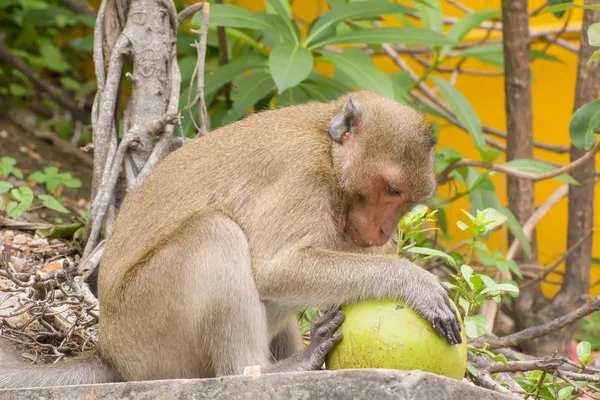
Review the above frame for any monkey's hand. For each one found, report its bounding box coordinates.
[302,306,344,370]
[401,270,463,346]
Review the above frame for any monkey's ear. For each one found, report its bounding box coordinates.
[328,94,362,144]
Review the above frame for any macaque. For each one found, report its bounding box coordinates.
[0,90,461,388]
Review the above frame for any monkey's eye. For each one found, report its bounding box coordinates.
[385,184,401,196]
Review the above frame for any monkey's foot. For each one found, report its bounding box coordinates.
[303,306,344,370]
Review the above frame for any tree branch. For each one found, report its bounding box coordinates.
[471,295,600,350]
[0,39,91,124]
[436,140,599,186]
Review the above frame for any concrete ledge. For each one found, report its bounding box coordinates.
[0,369,514,399]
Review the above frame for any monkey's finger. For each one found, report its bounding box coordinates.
[442,317,460,345]
[331,330,343,344]
[431,320,446,341]
[312,306,341,329]
[444,296,463,343]
[314,312,345,339]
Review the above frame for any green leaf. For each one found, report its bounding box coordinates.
[205,56,267,96]
[447,9,501,42]
[503,159,579,184]
[203,4,274,31]
[305,1,414,47]
[265,0,292,20]
[269,44,313,93]
[454,43,504,69]
[570,99,600,150]
[407,247,457,267]
[36,222,84,239]
[38,194,69,214]
[464,314,488,339]
[0,181,13,194]
[28,170,47,183]
[38,39,70,73]
[63,177,82,189]
[557,386,574,400]
[577,341,592,363]
[277,86,309,107]
[413,0,443,33]
[225,72,274,124]
[44,166,59,176]
[432,76,484,149]
[9,84,27,97]
[548,0,572,19]
[589,22,600,46]
[0,156,16,177]
[6,201,21,218]
[11,169,23,179]
[481,283,520,295]
[399,204,429,228]
[461,265,474,288]
[495,204,532,259]
[320,49,394,98]
[264,14,301,45]
[46,176,63,191]
[456,220,469,231]
[543,3,600,15]
[14,186,34,208]
[312,27,457,49]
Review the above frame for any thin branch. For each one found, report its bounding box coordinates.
[177,1,203,24]
[379,41,571,155]
[0,39,91,124]
[471,295,600,350]
[436,141,599,186]
[215,0,232,109]
[521,229,593,290]
[505,184,569,261]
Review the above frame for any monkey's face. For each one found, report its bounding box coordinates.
[330,91,437,248]
[345,156,435,248]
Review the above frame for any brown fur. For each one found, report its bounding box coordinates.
[0,91,460,388]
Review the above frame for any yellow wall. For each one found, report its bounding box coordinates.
[236,0,600,297]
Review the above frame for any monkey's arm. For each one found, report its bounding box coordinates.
[256,248,462,345]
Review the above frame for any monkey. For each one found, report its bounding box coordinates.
[0,90,461,389]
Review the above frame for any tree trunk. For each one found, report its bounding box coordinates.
[536,0,600,356]
[509,0,600,356]
[500,0,547,354]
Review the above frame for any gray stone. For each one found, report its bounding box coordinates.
[0,369,515,399]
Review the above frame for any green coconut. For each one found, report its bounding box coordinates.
[325,298,467,380]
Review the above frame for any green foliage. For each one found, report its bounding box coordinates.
[0,157,23,179]
[569,99,600,150]
[576,313,600,351]
[28,166,82,192]
[393,205,519,340]
[0,160,77,218]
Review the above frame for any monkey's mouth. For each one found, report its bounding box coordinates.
[347,220,373,248]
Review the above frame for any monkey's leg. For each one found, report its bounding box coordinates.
[108,211,340,379]
[269,316,304,361]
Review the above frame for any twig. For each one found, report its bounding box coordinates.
[471,295,600,350]
[177,1,204,24]
[436,141,599,186]
[521,229,593,290]
[0,219,52,231]
[379,42,571,155]
[0,39,91,124]
[215,0,232,109]
[505,184,569,261]
[190,2,210,136]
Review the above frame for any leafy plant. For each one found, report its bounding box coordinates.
[0,157,23,179]
[28,166,82,192]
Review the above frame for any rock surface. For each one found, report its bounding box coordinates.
[0,369,515,399]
